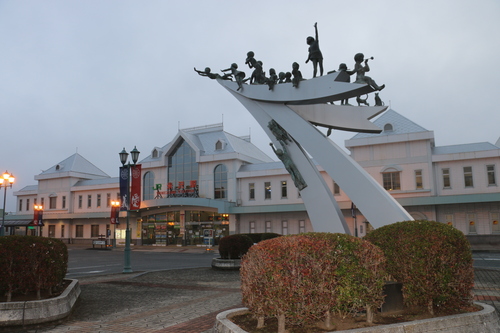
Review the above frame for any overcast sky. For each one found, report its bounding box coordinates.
[1,0,499,212]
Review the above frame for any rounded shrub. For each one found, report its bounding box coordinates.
[364,220,474,314]
[218,234,254,259]
[240,232,386,331]
[0,235,68,301]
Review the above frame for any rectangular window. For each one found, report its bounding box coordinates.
[463,166,473,187]
[97,194,101,208]
[265,221,272,233]
[415,170,423,189]
[76,225,84,238]
[442,168,451,188]
[382,172,401,190]
[62,196,66,209]
[491,213,500,234]
[249,183,255,200]
[281,181,287,199]
[107,193,111,207]
[41,197,44,208]
[87,195,92,208]
[78,195,83,209]
[249,221,255,234]
[282,220,288,235]
[91,225,100,238]
[49,197,57,209]
[467,213,476,234]
[19,199,23,212]
[264,182,271,199]
[487,165,496,186]
[61,225,65,238]
[445,214,454,227]
[333,181,340,195]
[48,225,55,238]
[26,199,30,211]
[299,220,306,233]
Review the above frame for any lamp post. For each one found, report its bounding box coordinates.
[110,200,120,248]
[34,204,44,236]
[0,171,15,237]
[119,146,140,273]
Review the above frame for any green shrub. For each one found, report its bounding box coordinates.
[364,220,474,314]
[218,234,254,259]
[0,236,68,301]
[240,233,386,331]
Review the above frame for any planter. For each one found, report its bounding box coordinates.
[0,279,81,326]
[212,258,241,270]
[214,303,500,333]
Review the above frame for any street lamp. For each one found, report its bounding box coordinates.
[0,171,15,236]
[33,204,44,236]
[119,146,140,273]
[110,200,120,248]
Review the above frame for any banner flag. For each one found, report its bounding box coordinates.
[36,210,44,226]
[119,166,130,211]
[351,202,356,219]
[110,205,119,224]
[33,210,39,226]
[130,164,142,210]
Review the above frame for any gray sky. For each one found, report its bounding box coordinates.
[1,0,499,212]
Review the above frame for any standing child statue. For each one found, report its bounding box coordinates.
[353,53,385,91]
[221,63,246,91]
[305,22,324,77]
[291,62,303,88]
[245,51,265,84]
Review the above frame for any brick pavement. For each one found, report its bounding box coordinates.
[2,260,500,332]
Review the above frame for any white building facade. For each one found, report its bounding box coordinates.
[7,110,500,244]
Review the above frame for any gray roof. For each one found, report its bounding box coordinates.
[238,161,285,172]
[350,109,429,139]
[39,153,109,178]
[433,142,500,155]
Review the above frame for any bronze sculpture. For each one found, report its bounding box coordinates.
[305,22,324,78]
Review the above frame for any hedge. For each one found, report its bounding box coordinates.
[364,220,474,314]
[0,236,68,302]
[240,233,386,332]
[218,234,254,259]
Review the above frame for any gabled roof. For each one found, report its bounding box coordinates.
[35,153,109,180]
[350,109,429,139]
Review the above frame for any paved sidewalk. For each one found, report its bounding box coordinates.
[2,249,500,332]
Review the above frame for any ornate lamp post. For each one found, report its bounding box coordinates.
[119,146,140,273]
[0,171,15,236]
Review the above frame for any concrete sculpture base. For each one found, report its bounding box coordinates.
[213,303,500,333]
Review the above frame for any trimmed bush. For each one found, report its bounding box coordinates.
[364,220,474,314]
[218,234,254,259]
[0,236,68,301]
[240,233,386,332]
[240,232,281,244]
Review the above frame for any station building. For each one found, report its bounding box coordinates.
[6,109,500,245]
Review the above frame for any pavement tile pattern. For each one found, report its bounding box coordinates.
[2,249,500,332]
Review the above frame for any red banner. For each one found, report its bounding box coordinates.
[130,164,142,210]
[110,205,119,224]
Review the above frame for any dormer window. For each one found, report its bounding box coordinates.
[215,139,226,151]
[152,149,159,159]
[55,164,62,171]
[383,123,393,132]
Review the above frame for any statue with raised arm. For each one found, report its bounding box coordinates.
[305,22,324,78]
[221,63,246,91]
[268,119,291,145]
[194,67,231,80]
[353,53,385,91]
[245,51,265,84]
[270,142,307,191]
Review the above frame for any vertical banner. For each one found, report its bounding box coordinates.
[33,210,39,226]
[36,210,44,226]
[110,205,119,224]
[119,166,130,211]
[130,164,142,210]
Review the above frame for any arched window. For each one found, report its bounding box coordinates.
[167,139,199,187]
[143,171,155,200]
[214,164,227,199]
[152,149,159,159]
